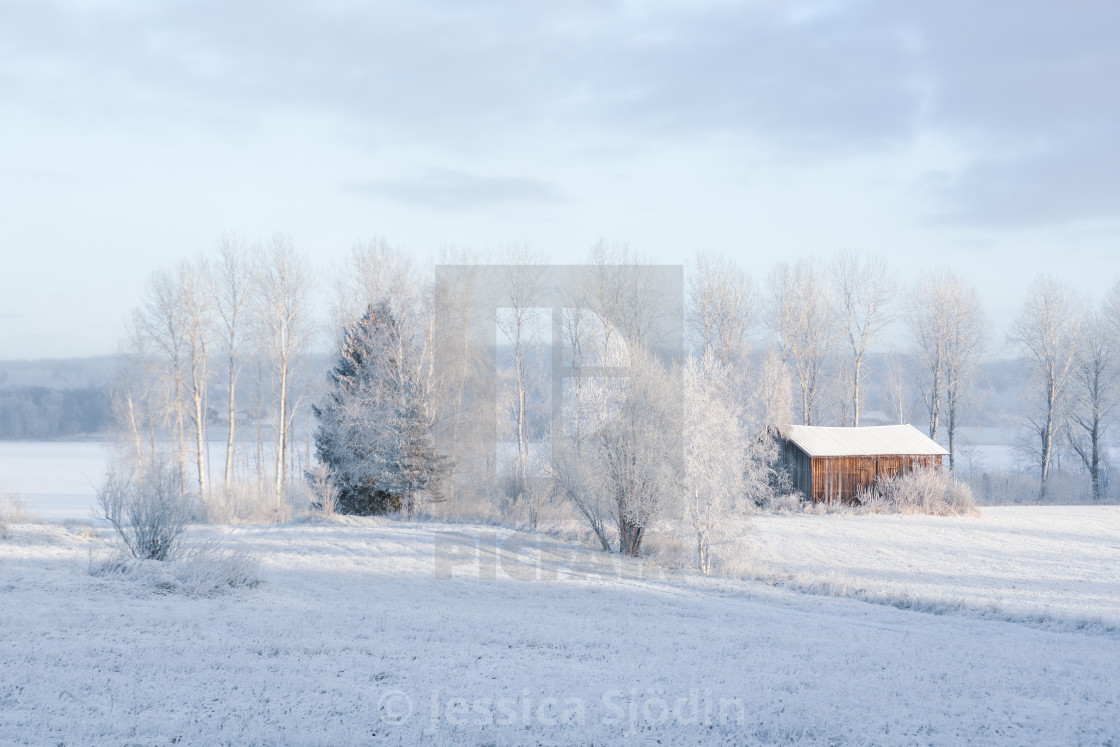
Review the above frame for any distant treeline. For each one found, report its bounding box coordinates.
[0,386,111,439]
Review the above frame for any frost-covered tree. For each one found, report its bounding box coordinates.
[215,234,253,488]
[909,270,986,466]
[1009,276,1085,500]
[683,353,747,574]
[314,302,447,515]
[1067,310,1115,501]
[313,302,399,514]
[494,248,547,509]
[176,257,216,502]
[376,370,449,518]
[833,250,896,426]
[557,345,680,556]
[253,236,315,503]
[767,261,837,426]
[687,251,754,365]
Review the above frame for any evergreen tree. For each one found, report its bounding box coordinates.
[312,301,448,515]
[378,371,450,518]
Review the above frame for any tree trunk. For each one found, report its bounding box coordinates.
[1040,409,1054,501]
[947,397,957,473]
[174,379,187,498]
[125,392,144,477]
[852,355,862,427]
[1090,420,1101,502]
[225,351,237,486]
[275,358,288,504]
[619,515,644,557]
[194,390,207,501]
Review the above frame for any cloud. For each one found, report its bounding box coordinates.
[2,0,1118,227]
[924,135,1120,228]
[349,169,563,210]
[891,2,1120,227]
[0,0,925,147]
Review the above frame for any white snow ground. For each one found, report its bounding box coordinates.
[1,509,1118,745]
[745,507,1120,632]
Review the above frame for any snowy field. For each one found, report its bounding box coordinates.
[746,507,1120,632]
[2,509,1119,744]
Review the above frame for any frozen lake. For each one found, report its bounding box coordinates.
[0,441,111,521]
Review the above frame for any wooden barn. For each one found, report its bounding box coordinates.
[775,424,949,504]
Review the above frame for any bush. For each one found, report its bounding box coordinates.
[857,467,979,516]
[90,540,261,597]
[0,487,29,539]
[96,461,197,560]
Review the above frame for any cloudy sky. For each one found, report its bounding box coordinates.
[1,0,1118,358]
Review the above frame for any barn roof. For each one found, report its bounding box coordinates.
[776,424,949,457]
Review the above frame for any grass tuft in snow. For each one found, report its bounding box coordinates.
[89,539,261,598]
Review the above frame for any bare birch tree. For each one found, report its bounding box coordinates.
[177,257,216,501]
[494,248,547,497]
[909,271,986,466]
[140,268,189,496]
[767,260,837,426]
[432,249,493,509]
[253,236,315,504]
[833,250,895,426]
[910,274,948,440]
[883,352,910,425]
[684,352,748,574]
[1008,276,1085,500]
[215,234,253,488]
[1067,310,1115,501]
[942,278,987,472]
[116,308,166,474]
[687,252,754,365]
[334,239,421,343]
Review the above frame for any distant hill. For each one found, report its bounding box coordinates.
[0,356,121,439]
[0,355,123,390]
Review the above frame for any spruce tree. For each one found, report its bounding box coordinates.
[312,301,448,515]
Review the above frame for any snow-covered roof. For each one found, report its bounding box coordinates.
[776,424,949,457]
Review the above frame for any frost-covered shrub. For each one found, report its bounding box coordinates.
[199,482,293,525]
[90,540,260,597]
[304,462,337,516]
[642,531,694,570]
[96,461,197,560]
[760,492,805,513]
[858,468,979,516]
[0,487,29,539]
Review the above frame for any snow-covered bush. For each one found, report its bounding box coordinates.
[858,468,979,516]
[304,462,337,516]
[96,461,197,561]
[641,530,694,571]
[90,540,260,597]
[0,487,29,539]
[762,491,805,513]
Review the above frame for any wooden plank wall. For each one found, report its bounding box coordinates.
[778,440,814,497]
[809,454,943,504]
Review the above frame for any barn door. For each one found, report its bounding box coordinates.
[859,461,873,491]
[877,456,900,479]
